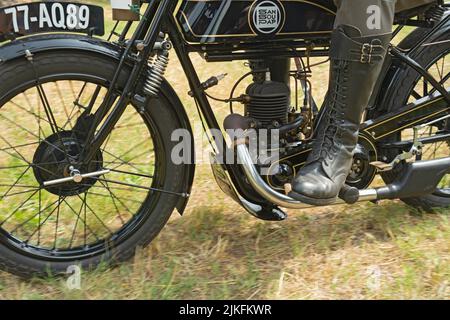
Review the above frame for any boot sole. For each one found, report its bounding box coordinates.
[288,191,337,206]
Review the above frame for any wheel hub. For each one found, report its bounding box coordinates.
[32,131,103,196]
[346,138,378,190]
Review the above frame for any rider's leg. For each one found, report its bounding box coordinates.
[289,0,395,205]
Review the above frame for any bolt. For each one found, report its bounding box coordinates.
[136,42,145,51]
[163,41,173,50]
[69,166,82,183]
[25,50,34,62]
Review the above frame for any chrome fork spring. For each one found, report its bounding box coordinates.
[144,51,169,97]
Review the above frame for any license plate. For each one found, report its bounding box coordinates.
[0,2,105,42]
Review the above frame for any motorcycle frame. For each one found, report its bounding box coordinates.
[60,0,450,208]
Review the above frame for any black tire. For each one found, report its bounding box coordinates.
[0,50,185,277]
[378,25,450,211]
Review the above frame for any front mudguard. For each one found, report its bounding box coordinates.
[0,34,122,64]
[0,34,195,214]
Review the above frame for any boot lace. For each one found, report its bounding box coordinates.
[310,60,349,166]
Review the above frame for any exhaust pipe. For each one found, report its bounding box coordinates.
[236,143,378,209]
[376,156,450,200]
[236,142,450,209]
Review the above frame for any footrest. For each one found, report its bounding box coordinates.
[339,185,360,204]
[370,161,394,172]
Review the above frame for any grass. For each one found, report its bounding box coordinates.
[0,202,449,299]
[0,0,449,300]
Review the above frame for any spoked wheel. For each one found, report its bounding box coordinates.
[379,27,450,210]
[0,51,185,277]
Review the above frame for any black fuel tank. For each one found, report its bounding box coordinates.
[176,0,337,44]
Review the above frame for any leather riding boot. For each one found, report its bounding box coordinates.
[289,25,391,205]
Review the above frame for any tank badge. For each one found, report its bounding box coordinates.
[249,0,285,36]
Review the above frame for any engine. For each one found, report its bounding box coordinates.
[215,58,318,191]
[244,76,291,128]
[199,58,313,138]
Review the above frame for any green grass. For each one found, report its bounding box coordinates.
[0,0,449,300]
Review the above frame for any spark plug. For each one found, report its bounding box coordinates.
[189,73,228,97]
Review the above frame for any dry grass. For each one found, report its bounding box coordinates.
[0,199,449,299]
[0,0,448,300]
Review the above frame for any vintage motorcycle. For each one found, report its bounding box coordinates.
[0,0,448,277]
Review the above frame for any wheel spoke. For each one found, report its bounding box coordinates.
[107,168,154,179]
[37,84,59,134]
[22,197,63,244]
[0,147,30,166]
[68,198,82,249]
[89,183,149,194]
[53,196,62,249]
[0,166,32,199]
[102,148,150,174]
[98,180,126,225]
[99,111,135,155]
[83,193,87,246]
[85,190,142,204]
[62,101,82,130]
[0,134,31,164]
[95,160,154,167]
[37,189,41,245]
[93,177,184,197]
[54,82,73,130]
[75,193,113,236]
[0,141,40,153]
[0,113,67,156]
[10,197,59,234]
[0,184,38,189]
[8,100,63,132]
[0,188,41,200]
[62,196,102,244]
[113,140,149,162]
[0,78,159,256]
[0,189,41,227]
[0,164,30,170]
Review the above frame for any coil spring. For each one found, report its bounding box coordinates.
[425,5,446,21]
[144,51,169,97]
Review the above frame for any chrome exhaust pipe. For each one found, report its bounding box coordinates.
[235,143,378,209]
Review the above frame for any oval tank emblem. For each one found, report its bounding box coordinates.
[250,0,285,35]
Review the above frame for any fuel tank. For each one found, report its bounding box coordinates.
[176,0,336,44]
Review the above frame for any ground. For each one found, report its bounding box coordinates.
[0,0,448,300]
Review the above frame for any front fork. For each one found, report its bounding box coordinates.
[79,0,173,164]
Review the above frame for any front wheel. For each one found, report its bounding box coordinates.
[0,50,185,277]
